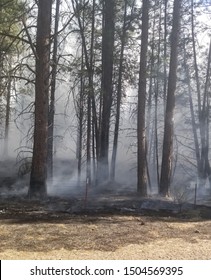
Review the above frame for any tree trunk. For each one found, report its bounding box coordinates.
[191,0,201,117]
[200,41,211,187]
[183,46,201,174]
[154,5,162,191]
[163,0,168,107]
[77,49,84,184]
[159,0,181,196]
[48,0,60,181]
[4,68,11,158]
[137,0,149,196]
[72,0,97,189]
[110,0,128,182]
[86,88,91,193]
[98,0,115,182]
[29,0,52,198]
[86,0,96,192]
[146,7,156,165]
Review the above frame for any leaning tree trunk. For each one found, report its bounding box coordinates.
[159,0,181,196]
[137,0,149,196]
[29,0,52,198]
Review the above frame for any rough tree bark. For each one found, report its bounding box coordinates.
[48,0,60,180]
[159,0,181,196]
[98,0,115,182]
[137,0,149,196]
[29,0,52,198]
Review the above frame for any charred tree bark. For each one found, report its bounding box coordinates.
[98,0,115,182]
[29,0,52,198]
[159,0,181,196]
[48,0,60,181]
[137,0,149,196]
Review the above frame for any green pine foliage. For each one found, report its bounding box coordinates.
[0,0,25,53]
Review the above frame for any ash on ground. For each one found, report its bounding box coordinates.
[0,166,211,219]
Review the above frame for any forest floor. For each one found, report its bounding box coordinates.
[0,194,211,259]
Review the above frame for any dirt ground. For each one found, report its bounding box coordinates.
[0,195,211,260]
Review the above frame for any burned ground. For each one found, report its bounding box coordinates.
[0,159,211,259]
[0,193,211,259]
